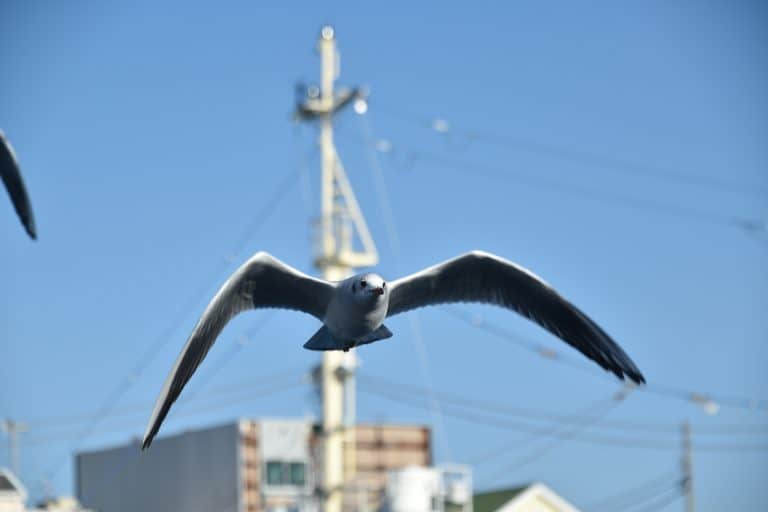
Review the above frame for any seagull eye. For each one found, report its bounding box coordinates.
[360,280,367,288]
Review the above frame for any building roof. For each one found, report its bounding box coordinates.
[474,483,581,512]
[0,467,27,503]
[473,486,528,512]
[0,474,15,491]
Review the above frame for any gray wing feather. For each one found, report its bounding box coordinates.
[387,251,644,384]
[0,131,36,239]
[142,252,333,449]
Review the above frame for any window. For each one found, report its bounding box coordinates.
[265,461,307,486]
[289,462,306,485]
[266,461,283,485]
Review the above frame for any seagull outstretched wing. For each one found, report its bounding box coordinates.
[387,251,644,384]
[0,131,36,239]
[142,252,334,449]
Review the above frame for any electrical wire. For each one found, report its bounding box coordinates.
[24,371,308,446]
[585,470,681,511]
[178,312,274,405]
[476,387,632,484]
[357,111,454,461]
[444,307,768,413]
[335,121,763,236]
[612,483,684,512]
[26,369,768,438]
[400,149,753,231]
[374,105,768,198]
[358,372,768,437]
[38,167,302,483]
[357,376,768,452]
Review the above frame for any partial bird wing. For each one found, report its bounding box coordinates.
[387,251,644,384]
[142,252,334,449]
[0,131,36,239]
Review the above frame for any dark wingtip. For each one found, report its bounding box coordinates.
[620,367,646,386]
[141,424,157,451]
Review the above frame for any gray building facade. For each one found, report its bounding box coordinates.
[77,419,430,512]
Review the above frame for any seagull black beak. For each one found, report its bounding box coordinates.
[373,287,384,296]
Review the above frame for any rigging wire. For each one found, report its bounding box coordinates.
[390,148,754,231]
[611,483,684,512]
[178,313,274,405]
[475,386,632,481]
[357,110,454,461]
[37,166,302,484]
[358,372,768,436]
[25,374,307,446]
[357,375,768,452]
[444,307,768,413]
[585,470,681,511]
[374,105,768,198]
[335,113,765,236]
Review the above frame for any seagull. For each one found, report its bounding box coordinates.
[142,250,644,449]
[0,131,36,240]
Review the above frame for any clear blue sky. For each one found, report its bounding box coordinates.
[1,1,766,510]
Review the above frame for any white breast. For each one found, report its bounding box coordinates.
[324,288,388,341]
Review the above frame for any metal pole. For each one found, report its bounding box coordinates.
[681,421,695,512]
[1,419,28,477]
[297,25,378,512]
[318,26,349,512]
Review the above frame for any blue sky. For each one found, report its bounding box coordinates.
[1,1,766,510]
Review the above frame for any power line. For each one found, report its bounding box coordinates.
[585,469,681,511]
[393,149,754,232]
[358,372,768,437]
[26,368,768,439]
[178,312,274,405]
[612,483,684,512]
[357,376,768,452]
[337,114,765,235]
[337,121,763,234]
[374,106,768,198]
[630,492,683,512]
[38,167,302,484]
[444,307,768,413]
[357,111,454,461]
[477,386,632,486]
[25,371,308,446]
[26,366,307,431]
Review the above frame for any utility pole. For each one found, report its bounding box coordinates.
[681,421,695,512]
[295,25,377,512]
[1,418,28,476]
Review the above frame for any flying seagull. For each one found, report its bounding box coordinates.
[142,250,644,449]
[0,131,36,239]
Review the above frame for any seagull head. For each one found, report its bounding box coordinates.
[350,273,387,302]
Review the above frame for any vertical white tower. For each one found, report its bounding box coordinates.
[296,25,377,512]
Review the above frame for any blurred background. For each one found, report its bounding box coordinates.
[1,1,766,511]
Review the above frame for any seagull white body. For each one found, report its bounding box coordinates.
[322,273,389,348]
[142,250,645,449]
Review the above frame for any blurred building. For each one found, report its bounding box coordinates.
[0,468,91,512]
[472,483,580,512]
[382,465,472,512]
[0,468,26,512]
[76,418,431,512]
[30,496,94,512]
